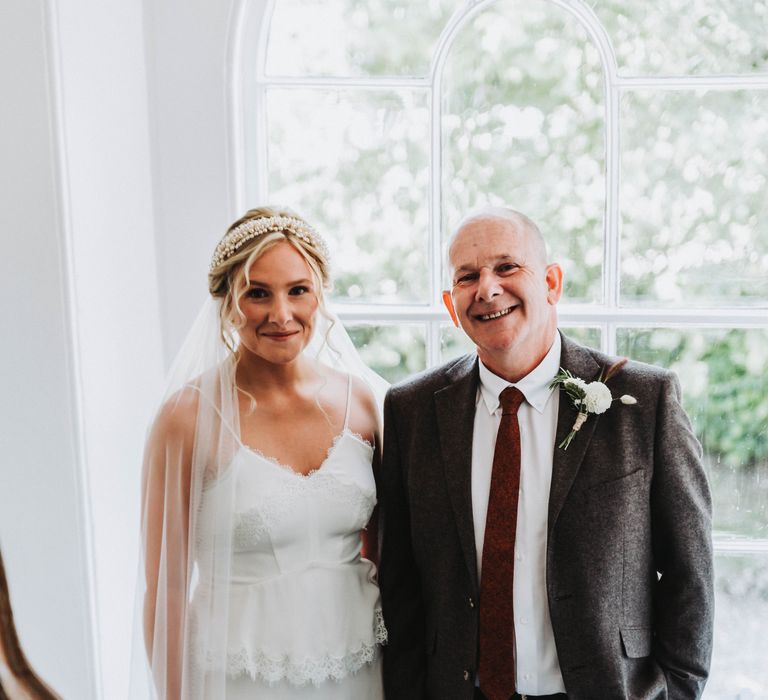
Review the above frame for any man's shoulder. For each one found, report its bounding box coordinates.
[386,353,476,401]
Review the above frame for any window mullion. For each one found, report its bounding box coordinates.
[604,75,621,356]
[617,74,768,90]
[255,84,269,201]
[713,536,768,555]
[259,75,430,89]
[333,304,768,327]
[429,32,444,368]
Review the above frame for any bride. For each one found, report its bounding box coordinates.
[133,207,387,699]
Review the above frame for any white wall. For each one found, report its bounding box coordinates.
[143,0,236,361]
[2,0,164,697]
[0,1,98,697]
[143,0,269,362]
[1,0,269,696]
[52,0,164,696]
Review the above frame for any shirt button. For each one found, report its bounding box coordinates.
[520,616,529,625]
[463,669,470,681]
[515,552,522,561]
[468,596,475,608]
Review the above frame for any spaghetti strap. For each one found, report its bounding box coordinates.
[343,372,353,430]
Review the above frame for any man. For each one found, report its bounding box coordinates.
[379,208,713,700]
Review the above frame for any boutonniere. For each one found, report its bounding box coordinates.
[549,357,637,450]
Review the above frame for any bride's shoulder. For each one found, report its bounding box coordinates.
[150,384,202,444]
[347,374,380,443]
[153,363,232,433]
[350,374,378,419]
[316,365,376,413]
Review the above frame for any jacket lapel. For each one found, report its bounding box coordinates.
[548,333,602,534]
[434,354,480,592]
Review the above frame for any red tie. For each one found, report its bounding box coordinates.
[479,386,525,700]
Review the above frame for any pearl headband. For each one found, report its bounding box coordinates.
[210,215,329,270]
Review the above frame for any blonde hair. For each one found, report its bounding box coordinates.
[208,206,331,356]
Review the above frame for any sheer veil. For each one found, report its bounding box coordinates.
[128,295,387,699]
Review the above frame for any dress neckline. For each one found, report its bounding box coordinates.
[239,428,373,479]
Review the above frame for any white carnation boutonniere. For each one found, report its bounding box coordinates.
[549,357,637,450]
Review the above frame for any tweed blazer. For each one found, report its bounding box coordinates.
[379,333,713,700]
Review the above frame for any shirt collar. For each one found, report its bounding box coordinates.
[477,332,561,415]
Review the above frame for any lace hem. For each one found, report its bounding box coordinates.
[226,608,388,685]
[373,606,388,645]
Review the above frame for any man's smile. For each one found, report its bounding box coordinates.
[475,305,517,321]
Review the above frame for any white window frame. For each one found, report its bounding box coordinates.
[233,0,768,556]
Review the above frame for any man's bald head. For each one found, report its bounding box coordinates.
[447,206,548,268]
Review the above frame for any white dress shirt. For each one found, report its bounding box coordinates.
[471,333,566,694]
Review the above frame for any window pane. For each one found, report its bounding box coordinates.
[560,326,602,351]
[439,323,475,364]
[265,89,430,303]
[265,0,460,77]
[439,325,601,364]
[593,1,768,76]
[616,328,768,538]
[442,0,605,303]
[708,552,768,697]
[346,324,426,383]
[620,90,768,307]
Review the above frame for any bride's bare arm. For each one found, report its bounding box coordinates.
[361,436,382,564]
[141,391,196,700]
[350,377,382,565]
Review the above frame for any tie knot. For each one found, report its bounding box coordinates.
[499,386,525,415]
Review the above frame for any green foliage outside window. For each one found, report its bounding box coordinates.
[619,329,768,469]
[264,0,768,474]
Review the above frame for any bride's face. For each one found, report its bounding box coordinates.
[236,240,320,365]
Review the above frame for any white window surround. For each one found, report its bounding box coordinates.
[229,0,768,556]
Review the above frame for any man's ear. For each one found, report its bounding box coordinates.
[442,290,459,327]
[545,263,563,304]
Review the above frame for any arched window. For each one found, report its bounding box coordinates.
[237,1,768,694]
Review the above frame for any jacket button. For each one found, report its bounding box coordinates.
[463,669,470,681]
[468,596,475,608]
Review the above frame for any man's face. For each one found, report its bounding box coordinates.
[446,216,562,374]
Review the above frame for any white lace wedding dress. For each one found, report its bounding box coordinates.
[191,378,386,699]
